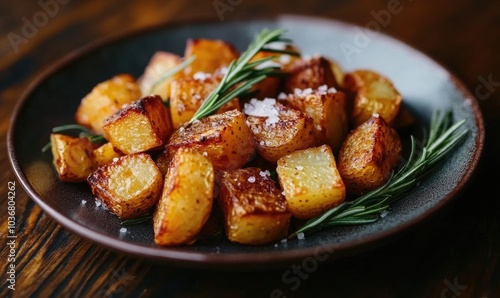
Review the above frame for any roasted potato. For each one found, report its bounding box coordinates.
[183,38,239,76]
[245,98,315,162]
[164,110,256,171]
[284,56,340,93]
[92,142,122,168]
[50,134,96,182]
[276,145,346,219]
[219,167,291,245]
[343,69,402,127]
[75,74,141,135]
[337,114,402,196]
[137,51,182,100]
[87,153,163,219]
[103,95,173,154]
[169,76,240,129]
[284,87,348,154]
[154,148,214,246]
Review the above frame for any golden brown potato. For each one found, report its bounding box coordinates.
[276,145,345,219]
[337,114,402,196]
[137,51,182,100]
[284,87,349,154]
[169,76,240,129]
[219,167,291,245]
[183,38,239,76]
[343,69,402,127]
[50,134,96,182]
[284,56,340,93]
[92,142,122,168]
[165,110,256,171]
[244,98,315,162]
[153,148,214,246]
[103,95,173,154]
[87,153,163,219]
[75,74,141,135]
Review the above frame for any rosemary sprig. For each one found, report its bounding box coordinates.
[189,28,299,123]
[41,124,106,152]
[288,110,469,238]
[148,55,196,95]
[121,213,153,226]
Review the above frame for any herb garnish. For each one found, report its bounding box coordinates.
[41,124,106,152]
[288,111,469,238]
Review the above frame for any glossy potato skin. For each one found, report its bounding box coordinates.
[138,51,182,100]
[219,167,291,245]
[183,38,239,76]
[87,153,163,219]
[169,76,240,129]
[285,90,349,154]
[343,69,402,127]
[246,101,315,162]
[337,115,402,196]
[277,145,345,219]
[103,95,173,154]
[153,149,214,246]
[165,110,256,171]
[75,74,141,135]
[50,134,96,182]
[284,56,340,93]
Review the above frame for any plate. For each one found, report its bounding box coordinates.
[8,15,484,269]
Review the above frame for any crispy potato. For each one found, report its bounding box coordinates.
[92,142,122,168]
[284,56,340,93]
[245,98,315,162]
[337,114,402,196]
[284,87,348,154]
[165,110,256,171]
[138,51,182,100]
[50,134,96,182]
[343,69,402,127]
[75,74,141,135]
[103,95,173,154]
[87,153,163,219]
[154,148,214,246]
[169,76,240,129]
[219,167,291,245]
[277,145,345,219]
[183,38,239,76]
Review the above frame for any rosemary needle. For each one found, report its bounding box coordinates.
[288,110,469,239]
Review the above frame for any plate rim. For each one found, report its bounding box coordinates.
[7,13,485,268]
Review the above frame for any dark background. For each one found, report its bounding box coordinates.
[1,0,499,297]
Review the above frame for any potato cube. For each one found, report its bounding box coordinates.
[244,98,315,162]
[75,74,141,135]
[277,145,345,219]
[183,38,239,76]
[137,51,182,100]
[343,69,402,127]
[169,76,240,129]
[50,134,96,182]
[337,114,402,196]
[103,95,173,154]
[284,87,348,154]
[165,110,255,171]
[219,167,291,245]
[154,148,214,246]
[284,56,340,93]
[87,153,163,219]
[92,142,122,168]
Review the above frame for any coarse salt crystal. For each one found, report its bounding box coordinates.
[318,85,328,92]
[281,191,285,196]
[380,210,389,218]
[259,170,271,177]
[179,126,185,132]
[81,200,87,205]
[95,200,102,207]
[281,238,288,243]
[259,140,265,146]
[328,87,337,93]
[297,232,305,240]
[193,72,211,80]
[243,98,280,126]
[247,176,256,183]
[316,125,322,131]
[202,151,208,157]
[296,165,304,171]
[277,92,288,100]
[112,157,119,162]
[119,227,127,233]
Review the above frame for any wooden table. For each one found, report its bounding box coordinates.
[1,0,499,297]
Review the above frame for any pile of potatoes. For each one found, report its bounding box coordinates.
[49,37,414,246]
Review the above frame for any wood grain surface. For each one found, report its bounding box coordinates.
[1,0,499,297]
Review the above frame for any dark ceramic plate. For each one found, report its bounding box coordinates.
[8,15,484,269]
